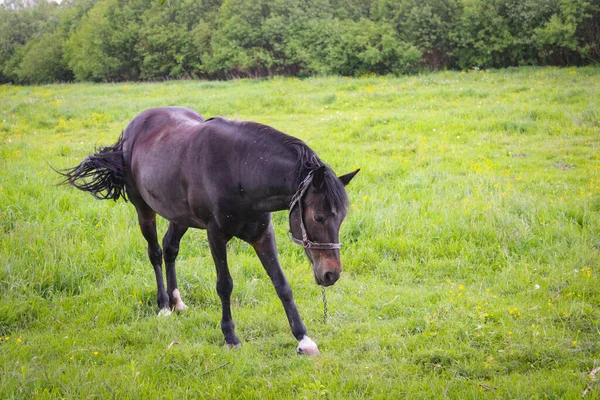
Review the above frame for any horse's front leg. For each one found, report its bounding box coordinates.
[251,224,320,356]
[207,220,241,348]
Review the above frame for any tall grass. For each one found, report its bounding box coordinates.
[1,67,599,398]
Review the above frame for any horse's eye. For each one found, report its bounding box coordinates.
[313,215,325,224]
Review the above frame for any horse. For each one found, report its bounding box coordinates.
[59,107,358,355]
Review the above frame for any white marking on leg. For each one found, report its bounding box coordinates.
[158,308,172,317]
[297,335,320,356]
[172,289,188,311]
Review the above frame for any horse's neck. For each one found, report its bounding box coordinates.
[251,193,294,213]
[237,132,312,213]
[247,161,300,213]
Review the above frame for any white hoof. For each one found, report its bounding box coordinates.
[172,289,188,312]
[297,335,320,356]
[158,308,172,317]
[174,302,188,311]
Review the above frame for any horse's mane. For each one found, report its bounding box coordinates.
[239,120,348,212]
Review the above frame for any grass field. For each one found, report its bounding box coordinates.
[1,67,600,399]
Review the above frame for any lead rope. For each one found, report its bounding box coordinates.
[321,286,328,324]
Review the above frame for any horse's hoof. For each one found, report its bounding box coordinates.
[172,289,187,312]
[174,302,188,312]
[225,342,242,350]
[158,308,173,317]
[297,335,320,356]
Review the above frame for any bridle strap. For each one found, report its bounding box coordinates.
[289,170,341,250]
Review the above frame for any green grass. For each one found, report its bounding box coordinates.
[1,67,600,398]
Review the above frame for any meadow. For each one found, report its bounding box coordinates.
[1,67,599,399]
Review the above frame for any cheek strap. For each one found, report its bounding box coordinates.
[288,170,341,250]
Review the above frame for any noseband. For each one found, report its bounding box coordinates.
[288,170,342,250]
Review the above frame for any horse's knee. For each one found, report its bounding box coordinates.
[162,230,180,263]
[148,246,162,265]
[216,277,233,298]
[275,282,293,303]
[163,244,179,263]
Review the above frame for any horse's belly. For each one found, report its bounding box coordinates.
[142,192,209,229]
[171,214,208,229]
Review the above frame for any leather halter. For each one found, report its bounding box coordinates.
[288,170,342,250]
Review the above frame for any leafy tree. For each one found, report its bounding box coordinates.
[534,0,597,64]
[577,0,600,63]
[0,0,60,82]
[136,0,221,79]
[64,0,150,81]
[14,32,72,83]
[372,0,462,69]
[298,18,420,76]
[206,0,273,77]
[0,0,598,83]
[330,0,373,20]
[453,0,515,69]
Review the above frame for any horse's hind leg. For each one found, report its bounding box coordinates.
[134,203,170,315]
[207,220,241,348]
[162,221,188,311]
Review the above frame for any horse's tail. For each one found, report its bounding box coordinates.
[57,134,128,201]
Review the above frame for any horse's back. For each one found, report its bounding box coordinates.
[123,107,204,143]
[132,106,204,123]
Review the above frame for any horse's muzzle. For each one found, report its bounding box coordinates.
[323,269,340,286]
[315,268,341,286]
[306,249,341,286]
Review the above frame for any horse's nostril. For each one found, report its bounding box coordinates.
[324,271,337,284]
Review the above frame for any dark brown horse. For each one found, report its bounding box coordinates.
[60,107,358,355]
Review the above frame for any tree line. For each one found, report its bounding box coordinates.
[1,0,598,84]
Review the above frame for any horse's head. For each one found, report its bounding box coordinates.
[289,166,359,286]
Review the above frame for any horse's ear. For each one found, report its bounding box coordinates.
[338,169,360,186]
[312,166,327,191]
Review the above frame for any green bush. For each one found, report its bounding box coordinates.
[15,33,72,84]
[0,0,598,83]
